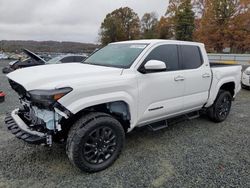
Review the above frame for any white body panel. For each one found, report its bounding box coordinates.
[182,45,212,110]
[7,40,242,131]
[137,70,185,125]
[205,65,242,107]
[242,67,250,87]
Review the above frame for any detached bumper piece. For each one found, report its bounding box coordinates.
[5,110,47,145]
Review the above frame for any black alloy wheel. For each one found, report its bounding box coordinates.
[215,94,231,120]
[83,126,117,164]
[66,112,125,172]
[207,90,232,122]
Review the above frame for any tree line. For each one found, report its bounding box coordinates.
[99,0,250,53]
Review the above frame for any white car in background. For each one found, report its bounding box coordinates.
[242,66,250,89]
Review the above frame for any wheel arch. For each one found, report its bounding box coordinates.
[219,82,235,97]
[79,100,131,131]
[60,100,133,136]
[205,77,237,108]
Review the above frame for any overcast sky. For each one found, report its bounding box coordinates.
[0,0,169,43]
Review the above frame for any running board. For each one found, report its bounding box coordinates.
[141,111,201,132]
[185,111,200,120]
[147,120,168,131]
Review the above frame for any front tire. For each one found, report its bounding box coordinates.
[207,90,232,122]
[66,112,125,173]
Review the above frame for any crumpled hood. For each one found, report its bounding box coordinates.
[7,63,123,91]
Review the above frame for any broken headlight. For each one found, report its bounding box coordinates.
[28,87,72,108]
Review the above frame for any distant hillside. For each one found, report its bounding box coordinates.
[0,40,100,53]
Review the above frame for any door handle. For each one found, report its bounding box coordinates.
[202,73,211,78]
[174,75,185,81]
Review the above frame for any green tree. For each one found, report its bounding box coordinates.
[100,7,140,45]
[166,0,195,41]
[175,0,195,40]
[141,12,158,39]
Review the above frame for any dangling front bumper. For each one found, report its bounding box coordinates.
[5,109,48,145]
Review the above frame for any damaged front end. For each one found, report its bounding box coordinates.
[5,79,73,146]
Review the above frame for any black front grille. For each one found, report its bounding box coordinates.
[9,79,27,98]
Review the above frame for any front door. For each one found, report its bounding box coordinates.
[137,44,185,125]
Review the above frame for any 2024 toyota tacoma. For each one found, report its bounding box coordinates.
[5,40,242,172]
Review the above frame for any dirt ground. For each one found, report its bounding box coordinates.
[0,60,249,188]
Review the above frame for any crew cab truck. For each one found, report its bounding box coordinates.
[5,40,241,172]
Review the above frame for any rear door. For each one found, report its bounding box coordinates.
[179,45,211,110]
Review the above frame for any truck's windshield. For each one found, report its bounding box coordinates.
[83,43,148,68]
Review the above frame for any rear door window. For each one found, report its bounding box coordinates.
[180,45,203,69]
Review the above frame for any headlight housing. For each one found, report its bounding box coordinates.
[28,87,72,108]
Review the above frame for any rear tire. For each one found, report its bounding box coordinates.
[207,90,232,122]
[66,112,125,173]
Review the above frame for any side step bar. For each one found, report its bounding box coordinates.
[185,111,200,120]
[147,120,168,131]
[146,111,200,131]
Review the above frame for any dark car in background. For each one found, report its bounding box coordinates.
[46,54,87,64]
[2,49,87,74]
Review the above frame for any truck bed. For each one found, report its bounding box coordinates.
[206,63,242,108]
[210,62,242,68]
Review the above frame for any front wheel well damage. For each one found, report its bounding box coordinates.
[59,101,131,140]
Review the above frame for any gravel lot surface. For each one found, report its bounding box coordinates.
[0,60,249,188]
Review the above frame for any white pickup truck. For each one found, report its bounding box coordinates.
[5,40,241,172]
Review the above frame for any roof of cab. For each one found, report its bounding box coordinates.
[111,39,204,47]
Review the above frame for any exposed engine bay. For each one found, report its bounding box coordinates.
[8,79,70,146]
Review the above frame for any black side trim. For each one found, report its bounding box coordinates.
[148,106,164,111]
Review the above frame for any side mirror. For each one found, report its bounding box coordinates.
[140,60,167,74]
